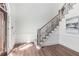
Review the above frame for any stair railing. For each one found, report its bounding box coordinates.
[37,14,60,46]
[37,3,76,46]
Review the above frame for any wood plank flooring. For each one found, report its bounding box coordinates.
[9,43,79,56]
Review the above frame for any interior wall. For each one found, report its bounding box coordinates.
[14,3,63,43]
[59,4,79,52]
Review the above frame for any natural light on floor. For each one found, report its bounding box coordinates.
[35,45,41,50]
[19,44,33,50]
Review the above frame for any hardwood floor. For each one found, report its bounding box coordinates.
[9,43,79,56]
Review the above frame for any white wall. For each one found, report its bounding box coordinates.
[59,4,79,52]
[13,3,63,43]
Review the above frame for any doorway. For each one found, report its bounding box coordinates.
[0,3,7,56]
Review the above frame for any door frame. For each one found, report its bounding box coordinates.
[0,3,7,55]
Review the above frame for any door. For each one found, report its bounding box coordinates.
[0,8,7,55]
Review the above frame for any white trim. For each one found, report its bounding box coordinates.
[6,3,13,54]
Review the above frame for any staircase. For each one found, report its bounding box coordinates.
[37,3,76,47]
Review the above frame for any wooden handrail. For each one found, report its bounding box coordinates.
[39,3,67,30]
[39,14,59,30]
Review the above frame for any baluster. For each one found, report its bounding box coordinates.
[45,25,48,36]
[50,21,52,32]
[55,16,57,26]
[48,22,52,33]
[41,27,45,40]
[51,21,53,31]
[49,21,52,33]
[47,23,51,34]
[51,19,55,31]
[56,15,59,26]
[54,17,57,28]
[37,29,40,45]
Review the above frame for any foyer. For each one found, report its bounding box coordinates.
[0,3,79,56]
